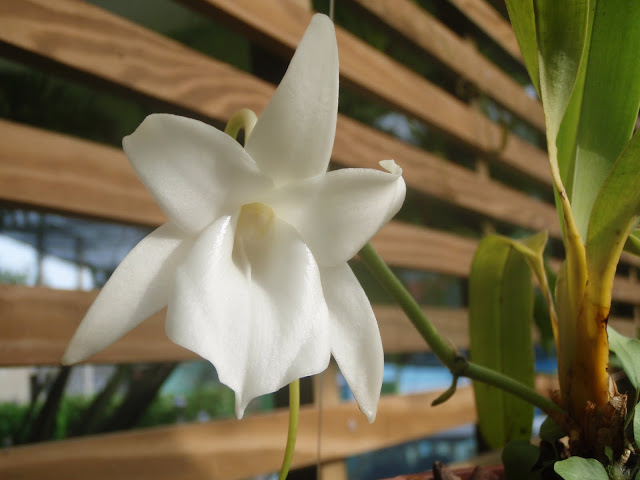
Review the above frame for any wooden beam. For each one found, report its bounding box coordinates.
[0,111,561,238]
[445,0,523,63]
[0,0,550,186]
[0,286,467,366]
[0,120,164,227]
[351,0,543,130]
[335,116,561,238]
[0,285,636,367]
[0,387,478,480]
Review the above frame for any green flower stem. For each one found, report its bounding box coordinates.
[358,242,564,416]
[224,108,258,141]
[278,379,300,480]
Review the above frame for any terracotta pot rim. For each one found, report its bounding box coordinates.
[384,464,504,480]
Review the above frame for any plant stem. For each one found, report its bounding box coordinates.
[358,242,564,416]
[278,379,300,480]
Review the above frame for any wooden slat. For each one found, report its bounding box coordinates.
[1,119,637,298]
[446,0,523,63]
[0,112,562,238]
[0,387,478,480]
[179,0,551,184]
[0,375,564,480]
[0,285,636,367]
[335,117,561,238]
[0,0,550,186]
[351,0,543,130]
[1,119,637,299]
[370,222,476,275]
[0,120,165,227]
[0,286,467,366]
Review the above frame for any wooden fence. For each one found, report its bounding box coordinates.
[0,0,638,479]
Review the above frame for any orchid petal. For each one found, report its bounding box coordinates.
[321,263,383,422]
[245,14,338,185]
[268,161,406,266]
[166,214,330,418]
[123,114,271,234]
[62,222,191,364]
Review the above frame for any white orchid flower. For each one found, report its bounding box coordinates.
[62,14,405,422]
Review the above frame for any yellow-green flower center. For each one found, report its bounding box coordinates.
[237,202,275,241]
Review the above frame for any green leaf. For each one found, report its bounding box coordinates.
[533,262,557,354]
[469,235,535,448]
[554,457,608,480]
[539,415,564,443]
[608,326,640,389]
[533,1,591,250]
[587,131,640,303]
[624,229,640,257]
[502,440,542,480]
[535,0,589,150]
[565,1,640,240]
[504,0,539,95]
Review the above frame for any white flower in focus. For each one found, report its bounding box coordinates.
[62,14,406,422]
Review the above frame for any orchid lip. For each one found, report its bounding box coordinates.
[237,202,275,241]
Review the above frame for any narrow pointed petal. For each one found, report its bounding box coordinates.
[268,161,406,266]
[123,114,271,233]
[166,215,330,418]
[62,223,191,364]
[245,14,338,185]
[321,263,383,422]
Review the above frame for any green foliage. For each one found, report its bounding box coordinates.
[608,327,640,390]
[469,235,535,448]
[634,403,640,454]
[0,403,28,444]
[135,387,235,427]
[533,262,557,354]
[554,457,608,480]
[0,385,235,445]
[0,267,27,285]
[587,131,640,299]
[502,440,543,480]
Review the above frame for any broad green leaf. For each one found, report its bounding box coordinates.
[502,440,542,480]
[608,326,640,389]
[554,457,608,480]
[624,230,640,257]
[504,0,539,95]
[587,131,640,304]
[508,231,558,352]
[469,235,535,448]
[533,1,590,295]
[635,403,640,453]
[539,415,564,443]
[554,2,595,202]
[535,0,589,151]
[566,1,640,240]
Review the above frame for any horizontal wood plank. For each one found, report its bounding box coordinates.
[0,285,635,367]
[179,0,551,184]
[0,111,562,237]
[0,0,550,186]
[0,120,165,227]
[446,0,523,63]
[0,119,637,308]
[0,286,467,365]
[0,387,477,480]
[335,117,561,238]
[351,0,543,130]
